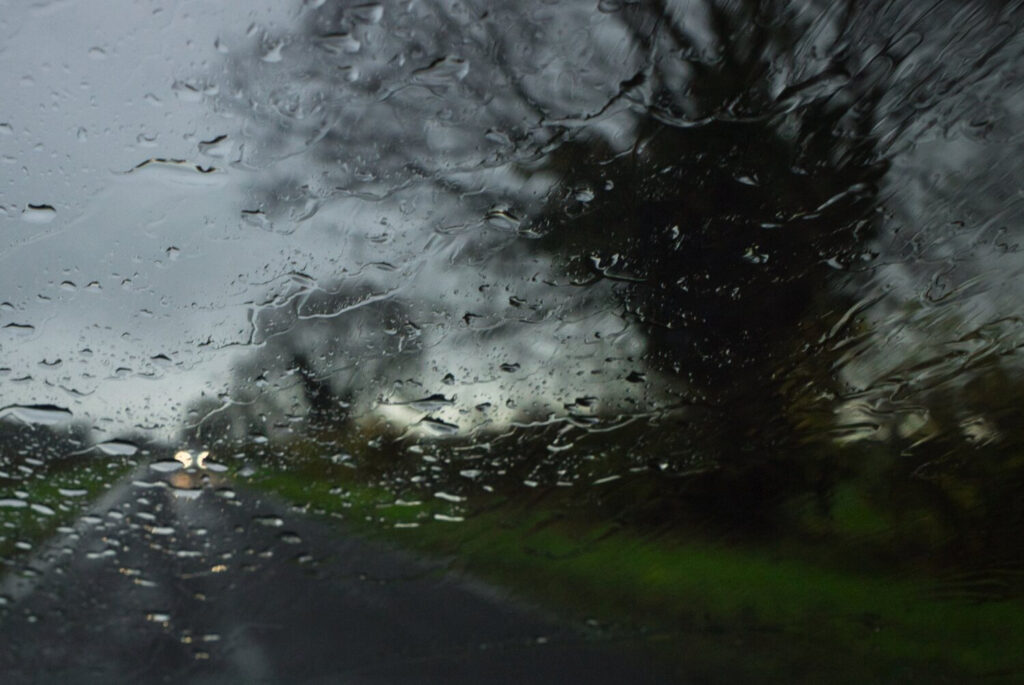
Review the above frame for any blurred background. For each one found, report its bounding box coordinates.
[2,0,1024,681]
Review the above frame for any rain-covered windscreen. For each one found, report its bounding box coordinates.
[2,0,1024,681]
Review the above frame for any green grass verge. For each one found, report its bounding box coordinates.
[0,458,135,569]
[245,462,1024,684]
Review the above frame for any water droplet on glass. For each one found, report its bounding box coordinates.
[433,514,465,523]
[0,404,73,425]
[418,416,459,436]
[22,204,56,224]
[485,206,521,231]
[171,80,209,103]
[95,440,139,456]
[317,33,361,54]
[398,394,454,412]
[149,459,182,473]
[412,56,469,86]
[240,209,275,232]
[261,43,285,63]
[347,2,383,24]
[29,503,56,516]
[198,134,230,158]
[254,515,284,527]
[58,488,87,497]
[3,323,35,336]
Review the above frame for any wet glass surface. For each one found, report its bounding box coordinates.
[2,0,1024,681]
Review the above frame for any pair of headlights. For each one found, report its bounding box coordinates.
[173,450,210,469]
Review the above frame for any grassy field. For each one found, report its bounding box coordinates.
[245,451,1024,684]
[0,457,135,569]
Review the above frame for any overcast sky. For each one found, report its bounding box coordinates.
[0,0,300,437]
[0,0,650,441]
[2,0,1023,446]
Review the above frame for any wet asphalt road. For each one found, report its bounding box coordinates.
[0,469,681,684]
